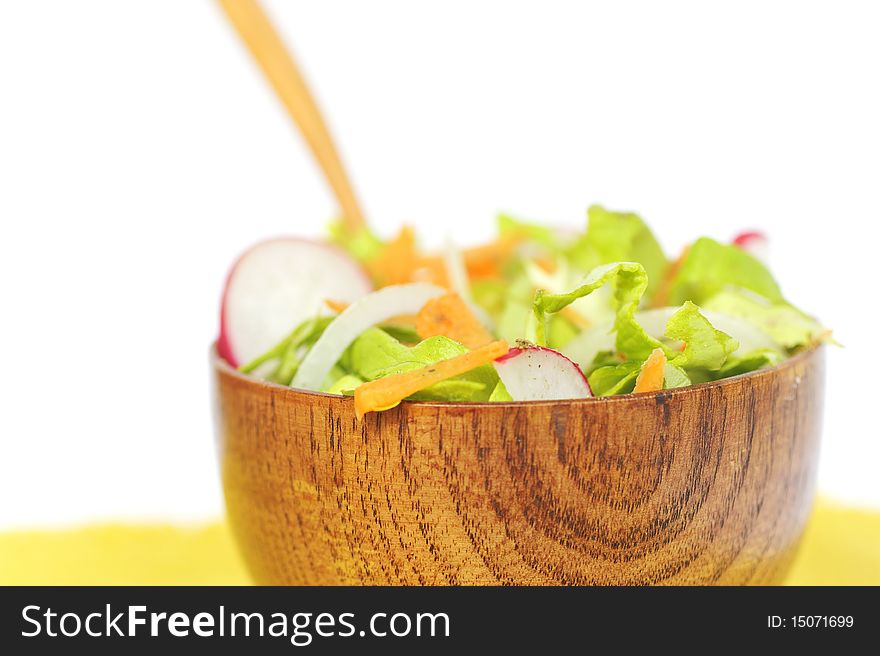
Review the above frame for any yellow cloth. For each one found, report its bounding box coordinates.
[1,500,877,585]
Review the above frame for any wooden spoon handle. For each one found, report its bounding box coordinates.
[218,0,366,232]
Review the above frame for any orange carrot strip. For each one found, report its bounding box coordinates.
[651,245,690,308]
[415,293,494,349]
[462,235,520,279]
[416,235,522,286]
[365,225,419,286]
[363,232,522,289]
[633,348,667,393]
[354,340,509,418]
[324,299,349,313]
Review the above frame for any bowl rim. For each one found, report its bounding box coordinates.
[213,342,823,410]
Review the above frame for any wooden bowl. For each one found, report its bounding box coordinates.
[214,346,824,585]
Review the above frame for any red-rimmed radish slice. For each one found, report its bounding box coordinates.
[493,345,592,401]
[219,238,372,368]
[292,282,447,391]
[732,230,769,263]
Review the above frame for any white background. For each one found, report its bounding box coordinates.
[1,0,877,528]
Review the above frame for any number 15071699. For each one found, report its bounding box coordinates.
[768,616,854,629]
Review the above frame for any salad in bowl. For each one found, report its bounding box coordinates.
[218,205,828,418]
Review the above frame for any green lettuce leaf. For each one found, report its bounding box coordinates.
[489,380,514,401]
[547,314,580,350]
[663,363,691,389]
[584,350,627,376]
[702,290,826,349]
[378,323,422,345]
[665,301,739,370]
[496,271,537,343]
[589,359,691,396]
[498,213,561,251]
[567,205,668,297]
[667,237,783,305]
[348,328,459,379]
[321,364,350,392]
[345,328,498,401]
[409,380,490,402]
[716,348,783,378]
[238,315,335,385]
[470,278,509,318]
[324,374,363,396]
[533,261,666,360]
[588,362,641,396]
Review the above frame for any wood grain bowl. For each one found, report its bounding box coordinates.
[214,345,824,585]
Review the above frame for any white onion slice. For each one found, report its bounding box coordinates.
[292,283,446,391]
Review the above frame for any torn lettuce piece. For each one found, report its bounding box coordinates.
[379,323,422,345]
[489,380,514,401]
[408,380,489,402]
[236,315,334,385]
[663,362,691,389]
[716,348,783,378]
[702,290,827,349]
[498,213,562,251]
[348,328,462,379]
[588,359,690,396]
[345,328,498,401]
[588,362,641,396]
[567,205,669,298]
[584,350,627,376]
[524,256,615,336]
[667,237,783,306]
[665,301,739,371]
[533,261,666,361]
[470,278,509,318]
[324,374,364,396]
[547,314,580,350]
[496,272,537,343]
[321,365,350,392]
[497,299,532,343]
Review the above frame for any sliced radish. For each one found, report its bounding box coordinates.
[219,238,372,368]
[732,230,769,263]
[292,282,447,391]
[560,306,783,368]
[493,345,592,401]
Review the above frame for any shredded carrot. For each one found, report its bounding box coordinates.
[324,299,349,313]
[354,340,509,418]
[633,348,666,393]
[462,235,520,279]
[410,256,449,287]
[365,226,419,286]
[416,235,522,286]
[651,245,690,308]
[364,233,521,288]
[415,293,494,349]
